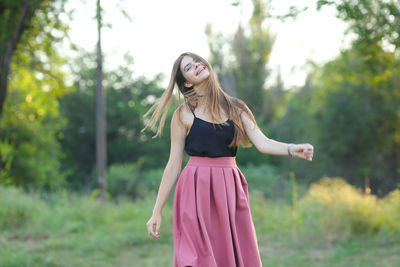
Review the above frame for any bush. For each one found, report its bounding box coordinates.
[141,168,164,195]
[298,177,383,242]
[381,189,400,234]
[242,164,307,202]
[249,190,294,235]
[107,160,144,199]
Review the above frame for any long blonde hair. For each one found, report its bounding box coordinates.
[141,52,258,148]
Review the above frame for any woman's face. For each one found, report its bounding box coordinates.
[180,55,210,87]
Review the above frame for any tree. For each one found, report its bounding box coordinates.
[261,67,286,124]
[95,0,107,199]
[314,47,400,194]
[205,24,237,97]
[59,52,167,191]
[206,0,276,124]
[316,0,400,50]
[272,45,400,194]
[232,0,275,122]
[269,74,321,183]
[274,0,400,51]
[0,1,71,189]
[271,0,400,194]
[313,0,400,193]
[0,0,68,181]
[0,0,67,116]
[92,0,132,198]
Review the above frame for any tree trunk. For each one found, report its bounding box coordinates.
[95,0,107,200]
[0,1,40,116]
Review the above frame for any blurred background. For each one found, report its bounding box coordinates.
[1,0,399,266]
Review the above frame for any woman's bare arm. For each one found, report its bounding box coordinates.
[241,109,313,161]
[146,107,187,238]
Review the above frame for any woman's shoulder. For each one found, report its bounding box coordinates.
[175,102,193,116]
[228,96,256,123]
[229,97,249,111]
[174,103,193,127]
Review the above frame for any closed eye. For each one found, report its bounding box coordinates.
[184,63,192,72]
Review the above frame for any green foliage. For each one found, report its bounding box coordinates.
[0,186,46,231]
[232,0,275,120]
[298,177,389,242]
[317,0,400,49]
[270,44,400,194]
[0,0,67,50]
[249,190,294,234]
[0,0,70,190]
[0,0,69,114]
[106,160,144,199]
[206,0,278,124]
[268,76,323,182]
[0,0,43,53]
[59,52,169,191]
[301,1,400,194]
[314,47,400,192]
[250,177,400,242]
[0,140,13,182]
[242,163,308,202]
[141,168,164,195]
[380,189,400,233]
[0,58,71,190]
[89,188,111,201]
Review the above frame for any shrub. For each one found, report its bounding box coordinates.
[249,190,294,235]
[242,164,307,202]
[298,177,383,242]
[141,168,164,195]
[381,189,400,234]
[107,160,144,199]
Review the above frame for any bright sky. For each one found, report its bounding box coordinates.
[66,0,349,88]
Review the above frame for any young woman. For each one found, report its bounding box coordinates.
[143,52,314,267]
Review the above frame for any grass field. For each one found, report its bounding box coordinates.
[1,178,399,266]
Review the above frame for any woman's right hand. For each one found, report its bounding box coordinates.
[146,213,162,239]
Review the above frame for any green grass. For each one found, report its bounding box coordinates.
[1,178,399,266]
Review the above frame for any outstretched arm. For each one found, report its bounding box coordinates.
[241,110,314,161]
[146,108,186,239]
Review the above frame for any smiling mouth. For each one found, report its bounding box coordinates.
[197,66,205,76]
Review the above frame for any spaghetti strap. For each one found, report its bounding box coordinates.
[189,105,196,118]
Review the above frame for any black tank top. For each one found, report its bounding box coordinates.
[184,108,237,157]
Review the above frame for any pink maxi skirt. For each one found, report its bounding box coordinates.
[173,156,262,267]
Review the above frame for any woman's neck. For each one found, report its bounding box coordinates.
[193,82,208,96]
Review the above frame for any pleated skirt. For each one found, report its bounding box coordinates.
[173,156,262,267]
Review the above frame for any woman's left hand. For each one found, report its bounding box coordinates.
[292,144,314,161]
